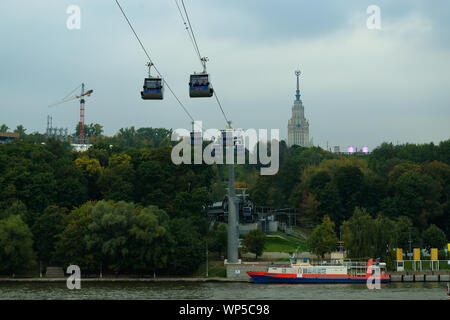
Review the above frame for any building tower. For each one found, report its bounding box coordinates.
[288,70,311,147]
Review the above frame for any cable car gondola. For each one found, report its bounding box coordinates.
[141,62,164,100]
[189,57,213,98]
[189,73,213,98]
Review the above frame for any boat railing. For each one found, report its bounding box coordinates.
[292,259,387,269]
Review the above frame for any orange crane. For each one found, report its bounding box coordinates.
[49,83,93,144]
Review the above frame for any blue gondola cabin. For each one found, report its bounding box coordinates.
[189,73,213,98]
[141,77,163,100]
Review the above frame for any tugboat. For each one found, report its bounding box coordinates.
[247,258,390,284]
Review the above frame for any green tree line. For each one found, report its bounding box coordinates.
[0,135,218,275]
[248,141,450,240]
[0,124,448,273]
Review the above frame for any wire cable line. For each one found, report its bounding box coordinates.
[115,0,199,129]
[180,0,204,69]
[175,0,232,128]
[174,0,202,70]
[61,84,82,101]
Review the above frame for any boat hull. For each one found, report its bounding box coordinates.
[247,272,390,284]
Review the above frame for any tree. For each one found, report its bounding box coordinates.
[209,223,227,257]
[128,205,172,273]
[422,224,447,251]
[372,214,397,264]
[299,192,320,224]
[0,142,59,220]
[391,170,441,226]
[242,229,266,259]
[84,201,134,273]
[395,216,422,252]
[0,200,28,222]
[248,176,272,207]
[306,215,338,258]
[315,182,344,227]
[97,153,134,202]
[45,138,71,158]
[14,125,26,139]
[167,218,204,275]
[74,156,104,200]
[31,205,67,263]
[171,186,210,235]
[0,215,36,274]
[116,127,137,147]
[75,123,104,139]
[54,202,99,272]
[0,124,9,132]
[342,207,376,259]
[53,158,88,208]
[334,165,364,220]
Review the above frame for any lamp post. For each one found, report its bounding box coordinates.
[408,227,412,261]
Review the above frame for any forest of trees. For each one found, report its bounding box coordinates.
[0,125,217,275]
[0,123,449,274]
[246,140,450,264]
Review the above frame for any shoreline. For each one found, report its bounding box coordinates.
[0,277,249,283]
[1,271,449,283]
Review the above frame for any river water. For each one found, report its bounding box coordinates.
[0,281,448,300]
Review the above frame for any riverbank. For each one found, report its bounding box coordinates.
[390,272,450,282]
[0,277,249,283]
[1,272,450,283]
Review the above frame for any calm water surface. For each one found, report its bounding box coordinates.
[0,282,448,300]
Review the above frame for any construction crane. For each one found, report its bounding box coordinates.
[49,83,93,144]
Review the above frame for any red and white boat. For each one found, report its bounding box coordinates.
[247,258,390,284]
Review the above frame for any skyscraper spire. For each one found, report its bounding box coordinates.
[288,69,311,148]
[295,70,301,101]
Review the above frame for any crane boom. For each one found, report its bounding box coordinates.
[48,89,94,107]
[47,83,93,144]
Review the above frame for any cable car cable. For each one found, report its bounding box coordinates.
[180,0,204,70]
[175,0,232,128]
[213,90,231,128]
[175,0,203,70]
[114,0,200,129]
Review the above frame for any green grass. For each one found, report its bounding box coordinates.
[292,226,314,238]
[194,259,227,278]
[264,234,307,253]
[401,260,450,271]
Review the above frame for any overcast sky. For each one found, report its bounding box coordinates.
[0,0,449,150]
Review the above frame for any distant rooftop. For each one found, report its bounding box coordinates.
[0,132,19,138]
[0,132,20,144]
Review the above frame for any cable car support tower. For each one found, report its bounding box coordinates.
[115,0,239,264]
[176,0,239,263]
